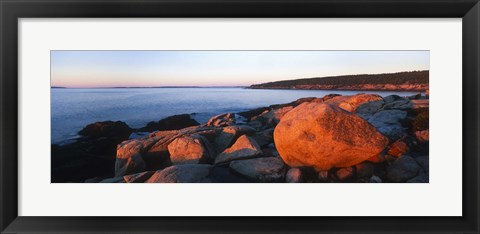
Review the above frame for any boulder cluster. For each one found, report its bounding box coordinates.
[52,93,429,183]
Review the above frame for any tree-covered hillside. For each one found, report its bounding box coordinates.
[250,70,429,89]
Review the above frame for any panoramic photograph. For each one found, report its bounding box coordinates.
[51,51,429,183]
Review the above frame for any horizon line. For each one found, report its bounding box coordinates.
[51,85,248,89]
[51,69,429,89]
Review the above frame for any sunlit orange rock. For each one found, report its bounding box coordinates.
[214,135,262,164]
[115,139,150,177]
[415,129,429,142]
[115,130,180,176]
[213,125,256,154]
[274,102,389,171]
[387,139,409,157]
[335,167,354,181]
[116,128,218,176]
[411,99,429,109]
[168,134,214,164]
[326,93,384,112]
[366,154,386,163]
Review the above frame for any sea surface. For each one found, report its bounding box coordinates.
[51,87,421,144]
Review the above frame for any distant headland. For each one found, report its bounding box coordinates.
[248,70,429,92]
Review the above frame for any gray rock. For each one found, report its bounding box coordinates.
[262,147,280,158]
[84,177,103,183]
[286,168,303,183]
[386,156,421,182]
[377,125,406,141]
[385,154,397,163]
[383,95,404,103]
[368,110,407,140]
[251,128,274,147]
[355,162,374,178]
[414,156,429,173]
[229,157,286,182]
[369,110,407,125]
[145,164,213,183]
[235,114,248,125]
[247,120,264,130]
[355,100,385,118]
[383,99,413,110]
[407,172,429,183]
[408,93,422,100]
[368,175,382,183]
[408,168,428,182]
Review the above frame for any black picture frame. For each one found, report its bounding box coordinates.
[1,0,479,233]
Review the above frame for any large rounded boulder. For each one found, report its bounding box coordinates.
[274,102,389,171]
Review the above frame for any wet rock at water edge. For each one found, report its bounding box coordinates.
[139,114,199,132]
[79,121,133,139]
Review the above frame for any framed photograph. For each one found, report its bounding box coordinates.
[1,0,478,233]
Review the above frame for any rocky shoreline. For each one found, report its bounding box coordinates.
[52,93,429,183]
[248,84,429,92]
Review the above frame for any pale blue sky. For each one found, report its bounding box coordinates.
[51,51,429,88]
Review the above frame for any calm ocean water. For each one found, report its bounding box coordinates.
[51,87,420,144]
